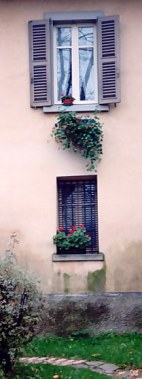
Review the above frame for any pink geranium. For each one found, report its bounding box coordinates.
[72,225,76,230]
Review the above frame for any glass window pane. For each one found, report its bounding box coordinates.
[57,49,72,100]
[78,27,93,46]
[79,48,94,100]
[57,27,71,46]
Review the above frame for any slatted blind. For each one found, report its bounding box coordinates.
[28,20,52,107]
[98,15,120,104]
[57,177,99,253]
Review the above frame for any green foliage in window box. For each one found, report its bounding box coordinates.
[53,225,91,250]
[0,233,44,376]
[51,111,103,171]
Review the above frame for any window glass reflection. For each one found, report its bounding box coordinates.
[57,49,72,100]
[78,27,93,46]
[79,48,94,100]
[57,27,71,46]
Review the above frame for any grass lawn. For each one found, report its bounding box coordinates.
[24,333,142,368]
[11,363,110,379]
[1,333,142,378]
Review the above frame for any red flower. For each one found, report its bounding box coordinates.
[67,234,71,237]
[72,225,76,230]
[79,224,84,228]
[69,228,73,233]
[58,227,64,231]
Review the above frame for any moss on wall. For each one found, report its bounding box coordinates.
[63,273,70,293]
[87,264,106,292]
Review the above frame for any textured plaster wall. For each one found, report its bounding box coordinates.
[0,0,142,292]
[39,293,142,335]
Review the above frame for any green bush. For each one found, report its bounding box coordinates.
[0,233,44,376]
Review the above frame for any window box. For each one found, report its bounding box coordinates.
[57,247,86,255]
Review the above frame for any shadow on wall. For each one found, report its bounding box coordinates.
[107,240,142,292]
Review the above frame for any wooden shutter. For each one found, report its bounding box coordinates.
[97,15,120,104]
[28,20,52,107]
[58,177,99,253]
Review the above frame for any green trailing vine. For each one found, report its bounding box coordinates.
[51,111,103,171]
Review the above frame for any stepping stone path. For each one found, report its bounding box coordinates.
[20,357,142,379]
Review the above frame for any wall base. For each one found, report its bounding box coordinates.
[39,292,142,336]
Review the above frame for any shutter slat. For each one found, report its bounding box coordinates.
[28,19,52,107]
[98,15,120,104]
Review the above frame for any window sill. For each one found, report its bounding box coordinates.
[43,104,109,113]
[52,253,104,262]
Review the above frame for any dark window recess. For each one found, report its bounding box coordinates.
[57,177,99,253]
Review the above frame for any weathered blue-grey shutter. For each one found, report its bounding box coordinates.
[97,15,120,104]
[28,20,52,107]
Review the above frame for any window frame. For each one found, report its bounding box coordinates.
[29,12,120,110]
[57,175,99,254]
[52,175,104,262]
[53,22,98,105]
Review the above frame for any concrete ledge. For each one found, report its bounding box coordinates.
[52,253,104,262]
[43,104,109,113]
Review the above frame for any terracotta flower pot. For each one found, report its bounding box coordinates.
[62,99,74,106]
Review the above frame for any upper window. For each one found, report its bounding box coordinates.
[28,13,120,108]
[54,24,98,104]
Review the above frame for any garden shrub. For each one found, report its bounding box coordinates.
[0,233,44,376]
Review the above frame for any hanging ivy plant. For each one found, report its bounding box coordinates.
[51,111,103,171]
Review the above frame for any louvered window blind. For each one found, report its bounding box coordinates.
[57,177,99,253]
[98,16,120,103]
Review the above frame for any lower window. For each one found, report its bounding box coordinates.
[57,176,99,253]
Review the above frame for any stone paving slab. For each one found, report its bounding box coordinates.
[19,356,142,379]
[85,360,104,367]
[99,363,119,374]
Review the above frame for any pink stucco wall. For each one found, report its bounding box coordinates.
[0,0,142,292]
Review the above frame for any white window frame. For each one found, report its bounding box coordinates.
[53,23,98,105]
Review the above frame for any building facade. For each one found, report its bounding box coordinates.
[0,0,142,292]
